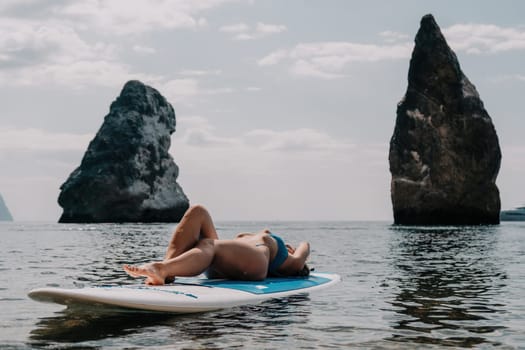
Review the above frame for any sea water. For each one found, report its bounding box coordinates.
[0,221,524,349]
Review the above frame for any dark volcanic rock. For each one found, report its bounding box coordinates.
[58,80,189,223]
[0,193,13,221]
[389,14,501,225]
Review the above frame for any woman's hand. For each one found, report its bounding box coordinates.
[297,242,310,256]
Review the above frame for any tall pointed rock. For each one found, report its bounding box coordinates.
[389,14,501,225]
[58,80,189,223]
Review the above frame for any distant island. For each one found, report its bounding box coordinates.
[500,207,525,221]
[0,193,13,221]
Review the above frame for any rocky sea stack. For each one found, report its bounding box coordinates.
[389,14,501,225]
[0,193,13,221]
[58,80,189,223]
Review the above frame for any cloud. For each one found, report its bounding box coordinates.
[177,116,214,130]
[183,129,241,147]
[175,117,354,153]
[158,78,234,105]
[255,22,287,35]
[257,49,289,66]
[444,23,525,54]
[290,60,346,79]
[380,23,525,55]
[0,18,231,95]
[257,22,525,79]
[0,0,40,11]
[220,21,287,40]
[159,79,200,99]
[175,116,240,147]
[0,127,93,151]
[258,41,411,78]
[0,58,162,88]
[0,1,237,91]
[379,30,409,43]
[219,22,250,33]
[0,17,140,87]
[0,16,233,97]
[0,58,230,99]
[487,74,525,84]
[0,18,116,68]
[170,119,389,220]
[57,0,235,35]
[244,128,354,152]
[133,45,156,54]
[34,61,121,87]
[179,69,222,76]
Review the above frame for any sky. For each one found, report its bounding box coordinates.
[0,0,524,222]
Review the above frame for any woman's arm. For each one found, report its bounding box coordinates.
[282,241,310,274]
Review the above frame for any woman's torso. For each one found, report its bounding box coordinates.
[206,232,280,280]
[235,232,280,260]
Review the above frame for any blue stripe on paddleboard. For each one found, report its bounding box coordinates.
[100,285,199,299]
[196,275,332,295]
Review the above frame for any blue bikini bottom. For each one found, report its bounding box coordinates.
[268,233,288,275]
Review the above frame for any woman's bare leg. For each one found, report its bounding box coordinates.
[124,239,216,285]
[164,204,218,260]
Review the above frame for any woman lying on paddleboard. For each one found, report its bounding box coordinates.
[123,205,311,285]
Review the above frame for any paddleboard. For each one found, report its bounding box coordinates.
[28,272,340,313]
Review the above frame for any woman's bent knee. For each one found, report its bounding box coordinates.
[185,204,209,217]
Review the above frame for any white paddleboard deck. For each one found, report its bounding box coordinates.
[29,272,340,313]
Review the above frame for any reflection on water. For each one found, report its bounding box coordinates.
[386,225,507,347]
[29,294,311,348]
[30,309,175,345]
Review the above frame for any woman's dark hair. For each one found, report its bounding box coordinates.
[297,263,311,277]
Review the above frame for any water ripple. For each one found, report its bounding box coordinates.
[0,221,524,349]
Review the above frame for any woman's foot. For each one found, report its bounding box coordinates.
[123,263,166,285]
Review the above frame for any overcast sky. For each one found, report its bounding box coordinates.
[1,0,524,221]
